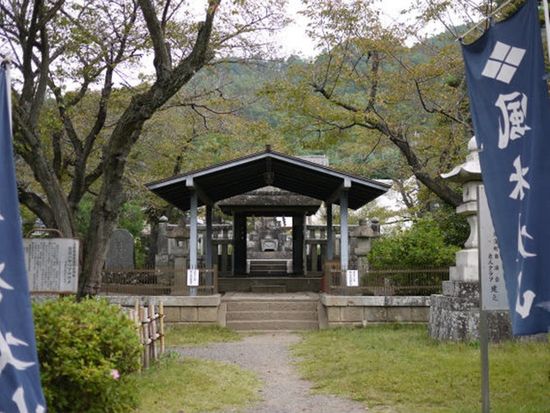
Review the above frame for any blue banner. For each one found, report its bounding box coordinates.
[462,0,550,335]
[0,66,46,411]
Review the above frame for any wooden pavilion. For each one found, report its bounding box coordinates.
[146,146,389,293]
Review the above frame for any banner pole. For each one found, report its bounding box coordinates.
[458,0,514,41]
[477,186,490,413]
[480,310,491,413]
[543,0,550,63]
[0,57,11,124]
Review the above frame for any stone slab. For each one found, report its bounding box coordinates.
[105,229,134,270]
[198,307,219,322]
[226,310,318,321]
[102,294,221,307]
[441,281,480,300]
[320,294,429,307]
[365,307,388,322]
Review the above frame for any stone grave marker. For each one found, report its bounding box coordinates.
[105,228,134,270]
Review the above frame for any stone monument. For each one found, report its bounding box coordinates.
[429,137,511,341]
[105,228,135,270]
[352,218,380,274]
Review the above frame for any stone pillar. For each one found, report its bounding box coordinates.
[352,219,379,275]
[155,216,169,268]
[429,137,511,341]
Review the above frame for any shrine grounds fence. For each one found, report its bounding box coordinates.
[102,265,448,297]
[327,267,450,296]
[101,266,218,296]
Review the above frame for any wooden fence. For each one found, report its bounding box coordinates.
[102,265,218,296]
[326,265,449,296]
[124,301,165,369]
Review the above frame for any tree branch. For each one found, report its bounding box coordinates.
[138,0,172,80]
[17,186,56,229]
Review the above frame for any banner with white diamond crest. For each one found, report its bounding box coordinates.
[462,0,550,335]
[0,65,46,411]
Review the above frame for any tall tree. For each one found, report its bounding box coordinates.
[0,0,285,295]
[266,0,478,208]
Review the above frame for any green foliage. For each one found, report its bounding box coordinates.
[429,205,469,247]
[368,217,459,268]
[76,197,147,266]
[20,205,37,236]
[33,298,141,413]
[76,195,94,238]
[118,201,146,239]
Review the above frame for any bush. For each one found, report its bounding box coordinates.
[368,217,459,269]
[33,297,141,413]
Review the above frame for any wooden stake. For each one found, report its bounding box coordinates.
[148,303,156,361]
[159,302,165,354]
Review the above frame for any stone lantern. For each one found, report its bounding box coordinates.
[441,136,482,283]
[352,218,380,274]
[429,137,511,341]
[429,137,482,341]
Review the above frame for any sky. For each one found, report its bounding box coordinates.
[276,0,425,57]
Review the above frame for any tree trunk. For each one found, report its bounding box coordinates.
[389,135,462,208]
[78,0,219,296]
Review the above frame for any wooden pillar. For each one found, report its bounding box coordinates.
[189,189,198,296]
[233,212,247,275]
[205,204,213,285]
[326,203,334,260]
[221,242,229,276]
[292,213,305,275]
[340,190,349,271]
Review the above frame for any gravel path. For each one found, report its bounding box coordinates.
[174,333,368,413]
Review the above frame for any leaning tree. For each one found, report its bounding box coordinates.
[265,0,490,209]
[0,0,285,295]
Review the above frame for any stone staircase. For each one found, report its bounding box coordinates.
[223,292,320,331]
[248,259,288,276]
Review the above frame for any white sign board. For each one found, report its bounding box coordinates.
[346,269,359,287]
[24,238,80,293]
[478,186,509,311]
[187,269,199,287]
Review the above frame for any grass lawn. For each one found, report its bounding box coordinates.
[164,324,242,347]
[134,353,260,413]
[292,324,549,413]
[134,325,258,412]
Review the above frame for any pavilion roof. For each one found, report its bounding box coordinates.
[146,147,390,211]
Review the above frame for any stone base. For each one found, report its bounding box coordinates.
[320,294,430,328]
[429,281,512,342]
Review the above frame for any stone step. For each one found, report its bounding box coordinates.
[249,260,288,266]
[226,300,318,312]
[226,310,318,321]
[249,271,288,276]
[226,320,319,331]
[250,285,286,293]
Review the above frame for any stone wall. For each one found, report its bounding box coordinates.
[103,293,431,328]
[319,294,430,328]
[429,281,512,342]
[104,295,225,325]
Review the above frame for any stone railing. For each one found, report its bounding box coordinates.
[155,218,381,280]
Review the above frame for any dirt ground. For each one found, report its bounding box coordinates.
[175,332,368,413]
